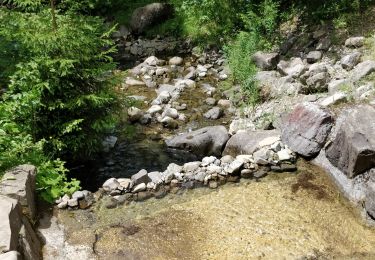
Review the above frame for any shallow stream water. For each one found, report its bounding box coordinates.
[70,55,232,191]
[57,160,375,259]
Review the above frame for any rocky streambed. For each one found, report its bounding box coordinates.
[38,32,375,259]
[42,161,375,259]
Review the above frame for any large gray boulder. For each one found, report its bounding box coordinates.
[0,165,36,220]
[281,102,333,158]
[165,126,229,156]
[326,105,375,178]
[0,196,22,254]
[223,130,280,157]
[130,3,174,34]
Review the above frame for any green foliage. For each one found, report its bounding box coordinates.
[170,0,248,43]
[0,1,121,201]
[226,0,279,106]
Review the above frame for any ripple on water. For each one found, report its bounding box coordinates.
[58,160,375,259]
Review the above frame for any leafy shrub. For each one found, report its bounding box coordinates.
[0,1,121,201]
[226,0,279,105]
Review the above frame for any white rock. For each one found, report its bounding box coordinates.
[345,36,365,48]
[178,114,187,122]
[125,78,146,86]
[102,178,120,192]
[72,191,84,200]
[61,194,70,202]
[183,161,201,173]
[118,178,132,190]
[128,107,143,122]
[206,165,222,174]
[277,149,292,161]
[235,155,253,163]
[320,92,347,107]
[197,64,208,73]
[67,198,78,207]
[57,201,68,209]
[217,99,231,108]
[169,56,183,66]
[147,105,163,115]
[225,160,244,174]
[146,182,157,190]
[202,156,217,166]
[162,107,179,119]
[133,183,147,193]
[258,136,281,147]
[144,56,159,66]
[152,91,171,105]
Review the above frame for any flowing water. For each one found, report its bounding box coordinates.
[70,57,232,191]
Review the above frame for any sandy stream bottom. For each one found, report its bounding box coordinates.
[57,161,375,260]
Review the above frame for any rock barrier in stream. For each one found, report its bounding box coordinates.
[95,134,297,209]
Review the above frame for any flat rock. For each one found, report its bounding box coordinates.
[166,126,229,157]
[183,161,201,173]
[0,196,22,253]
[320,92,347,107]
[0,165,36,220]
[125,78,145,86]
[223,130,280,157]
[281,102,333,158]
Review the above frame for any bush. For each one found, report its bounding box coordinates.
[0,1,121,202]
[226,0,279,105]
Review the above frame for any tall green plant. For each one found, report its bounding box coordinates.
[0,0,121,202]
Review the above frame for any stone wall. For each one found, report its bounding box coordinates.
[0,165,42,260]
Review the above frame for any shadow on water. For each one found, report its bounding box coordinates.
[70,139,199,192]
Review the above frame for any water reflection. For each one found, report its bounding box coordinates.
[70,140,198,191]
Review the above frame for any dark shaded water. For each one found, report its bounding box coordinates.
[70,139,198,192]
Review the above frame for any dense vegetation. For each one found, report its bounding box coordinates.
[0,0,121,202]
[0,0,373,202]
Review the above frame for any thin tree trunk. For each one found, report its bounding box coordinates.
[50,0,57,31]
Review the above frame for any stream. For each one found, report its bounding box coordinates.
[43,44,375,260]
